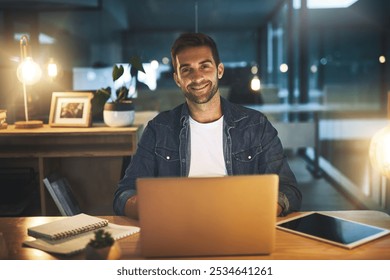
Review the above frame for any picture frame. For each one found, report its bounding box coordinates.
[49,92,93,127]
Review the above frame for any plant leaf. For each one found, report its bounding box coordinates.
[96,87,111,97]
[112,64,124,81]
[116,86,128,102]
[129,55,145,73]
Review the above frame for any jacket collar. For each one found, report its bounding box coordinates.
[179,96,249,128]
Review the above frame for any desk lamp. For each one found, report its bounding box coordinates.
[15,35,43,129]
[369,92,390,179]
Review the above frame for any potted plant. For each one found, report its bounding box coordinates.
[85,229,121,260]
[99,56,145,127]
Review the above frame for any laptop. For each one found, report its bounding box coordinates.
[136,174,278,257]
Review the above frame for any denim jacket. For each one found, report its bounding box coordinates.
[113,97,302,216]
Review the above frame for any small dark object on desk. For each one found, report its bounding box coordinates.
[85,229,121,260]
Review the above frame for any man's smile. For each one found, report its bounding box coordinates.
[189,82,210,92]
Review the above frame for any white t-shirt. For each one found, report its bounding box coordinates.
[188,116,227,177]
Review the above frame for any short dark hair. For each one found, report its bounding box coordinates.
[171,32,221,73]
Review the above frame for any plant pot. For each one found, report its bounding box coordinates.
[103,101,135,127]
[85,242,122,260]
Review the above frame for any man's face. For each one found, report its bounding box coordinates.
[173,46,224,104]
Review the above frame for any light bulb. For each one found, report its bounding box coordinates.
[250,75,261,91]
[17,57,42,85]
[369,125,390,178]
[47,61,58,78]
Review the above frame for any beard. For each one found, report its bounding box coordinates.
[183,79,219,105]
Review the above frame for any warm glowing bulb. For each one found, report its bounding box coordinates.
[369,126,390,178]
[379,56,386,64]
[250,75,261,91]
[47,62,58,78]
[17,57,42,85]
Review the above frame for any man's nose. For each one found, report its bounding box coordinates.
[190,69,204,83]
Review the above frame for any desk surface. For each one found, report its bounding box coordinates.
[1,210,389,260]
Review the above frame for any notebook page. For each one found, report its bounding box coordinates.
[27,213,108,240]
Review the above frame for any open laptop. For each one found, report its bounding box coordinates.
[136,174,278,257]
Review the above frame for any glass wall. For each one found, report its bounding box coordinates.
[263,0,390,211]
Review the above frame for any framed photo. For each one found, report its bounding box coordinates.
[49,92,93,127]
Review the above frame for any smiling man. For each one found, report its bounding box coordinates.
[113,32,302,219]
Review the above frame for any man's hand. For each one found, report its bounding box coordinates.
[124,195,139,219]
[277,204,283,216]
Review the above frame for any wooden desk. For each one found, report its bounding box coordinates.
[0,124,142,215]
[1,210,389,260]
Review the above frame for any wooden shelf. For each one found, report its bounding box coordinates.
[0,124,142,215]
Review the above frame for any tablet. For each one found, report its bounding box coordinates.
[276,212,390,249]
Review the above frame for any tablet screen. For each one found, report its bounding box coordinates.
[277,212,389,248]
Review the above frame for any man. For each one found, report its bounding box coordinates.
[113,32,301,218]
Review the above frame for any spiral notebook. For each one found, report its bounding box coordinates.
[23,213,140,255]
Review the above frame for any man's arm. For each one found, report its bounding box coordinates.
[277,204,283,216]
[261,118,302,216]
[113,124,157,217]
[124,195,139,219]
